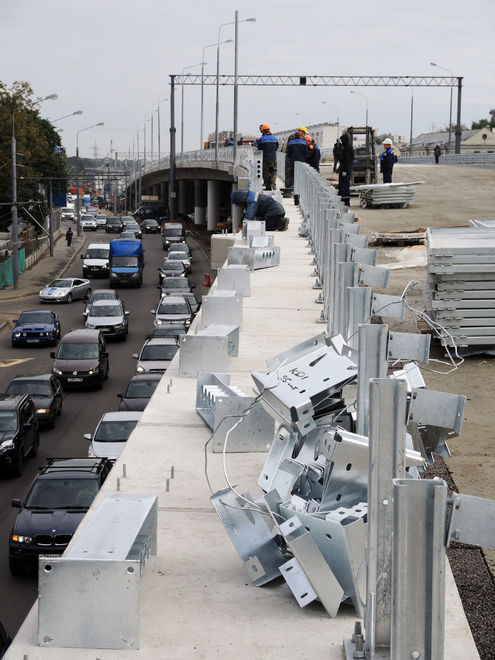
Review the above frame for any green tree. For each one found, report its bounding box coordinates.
[471,118,495,130]
[0,81,69,231]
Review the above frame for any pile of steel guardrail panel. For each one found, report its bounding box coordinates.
[426,226,495,349]
[350,181,423,208]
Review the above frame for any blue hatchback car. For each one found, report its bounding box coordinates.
[12,310,61,347]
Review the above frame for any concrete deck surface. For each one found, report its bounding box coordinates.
[6,180,480,658]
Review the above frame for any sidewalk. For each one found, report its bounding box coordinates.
[0,233,87,303]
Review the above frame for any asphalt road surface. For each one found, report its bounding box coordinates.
[0,227,210,637]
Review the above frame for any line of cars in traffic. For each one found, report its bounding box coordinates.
[5,216,200,576]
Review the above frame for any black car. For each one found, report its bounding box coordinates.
[133,205,169,222]
[117,374,162,411]
[51,329,109,390]
[105,216,123,233]
[158,276,193,297]
[142,219,160,233]
[11,310,61,347]
[0,394,39,476]
[8,457,112,574]
[6,374,63,428]
[161,222,186,250]
[157,259,187,283]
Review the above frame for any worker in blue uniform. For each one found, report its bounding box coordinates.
[287,127,308,188]
[379,138,397,183]
[231,190,289,231]
[257,124,279,190]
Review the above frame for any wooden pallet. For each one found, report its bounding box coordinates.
[372,228,426,246]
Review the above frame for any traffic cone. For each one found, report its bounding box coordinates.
[203,273,212,287]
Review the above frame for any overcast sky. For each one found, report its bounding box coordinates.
[2,0,494,158]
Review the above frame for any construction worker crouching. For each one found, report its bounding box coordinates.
[231,190,289,232]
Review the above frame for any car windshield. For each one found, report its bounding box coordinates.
[25,478,99,509]
[126,224,140,231]
[166,228,183,237]
[17,312,53,324]
[112,256,137,266]
[85,249,109,259]
[141,345,178,361]
[49,279,72,288]
[162,262,183,271]
[57,343,98,359]
[145,220,158,226]
[161,280,188,290]
[7,381,52,396]
[0,411,17,432]
[125,380,160,398]
[167,254,187,261]
[158,302,189,315]
[89,293,115,304]
[81,216,94,222]
[94,420,138,442]
[89,305,121,317]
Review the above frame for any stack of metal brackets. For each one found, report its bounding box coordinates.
[211,326,469,620]
[195,373,274,452]
[426,226,495,348]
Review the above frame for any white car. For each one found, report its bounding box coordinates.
[60,207,75,221]
[95,214,107,228]
[83,299,129,340]
[80,215,97,231]
[39,278,91,304]
[85,411,141,460]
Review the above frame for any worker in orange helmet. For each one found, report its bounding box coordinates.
[256,123,279,190]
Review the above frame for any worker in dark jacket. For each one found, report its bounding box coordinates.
[338,133,354,207]
[65,227,73,246]
[287,127,308,188]
[379,138,397,183]
[434,144,441,164]
[306,136,321,172]
[332,139,343,172]
[231,190,289,231]
[257,124,278,190]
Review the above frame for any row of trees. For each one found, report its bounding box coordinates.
[0,81,69,231]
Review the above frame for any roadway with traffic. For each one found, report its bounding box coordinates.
[0,221,209,638]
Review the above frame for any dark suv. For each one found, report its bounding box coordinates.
[51,329,109,390]
[0,394,39,476]
[9,457,112,575]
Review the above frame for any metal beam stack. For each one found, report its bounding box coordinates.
[350,182,423,208]
[425,226,495,349]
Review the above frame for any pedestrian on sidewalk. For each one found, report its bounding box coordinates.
[379,138,397,183]
[338,133,354,207]
[65,227,73,246]
[256,124,278,190]
[434,144,442,164]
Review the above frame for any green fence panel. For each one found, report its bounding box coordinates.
[0,257,13,288]
[18,248,25,274]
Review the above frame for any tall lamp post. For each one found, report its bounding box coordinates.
[350,90,368,128]
[321,101,340,136]
[154,93,168,163]
[76,122,104,236]
[181,62,205,157]
[430,61,454,153]
[11,93,58,289]
[215,16,255,162]
[201,40,232,151]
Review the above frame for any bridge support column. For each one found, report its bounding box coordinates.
[153,184,161,199]
[207,180,219,231]
[194,180,207,226]
[178,180,187,215]
[160,182,167,206]
[231,183,243,233]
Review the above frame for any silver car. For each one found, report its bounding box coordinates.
[165,251,191,275]
[151,295,193,329]
[83,299,129,340]
[39,278,91,304]
[85,411,141,460]
[132,337,179,374]
[80,215,97,231]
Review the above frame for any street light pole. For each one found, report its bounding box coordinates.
[155,93,168,163]
[321,101,340,136]
[11,93,57,289]
[430,61,453,153]
[215,16,255,163]
[76,122,104,237]
[51,110,83,123]
[181,62,205,157]
[350,90,368,127]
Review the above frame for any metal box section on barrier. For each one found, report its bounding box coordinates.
[228,244,281,270]
[38,493,157,650]
[216,264,251,296]
[201,290,243,330]
[195,373,275,452]
[242,219,265,241]
[179,324,239,377]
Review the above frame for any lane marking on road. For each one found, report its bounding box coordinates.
[0,358,35,367]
